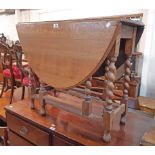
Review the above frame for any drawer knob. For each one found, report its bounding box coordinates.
[19,126,28,135]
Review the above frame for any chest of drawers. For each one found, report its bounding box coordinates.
[5,100,80,146]
[5,99,155,146]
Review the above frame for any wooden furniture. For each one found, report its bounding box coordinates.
[140,128,155,146]
[0,33,6,43]
[0,41,29,104]
[0,42,15,104]
[0,63,3,82]
[0,97,9,146]
[16,17,144,89]
[0,120,8,146]
[92,75,141,98]
[16,15,144,142]
[0,86,34,145]
[138,96,155,117]
[0,34,6,82]
[5,99,155,146]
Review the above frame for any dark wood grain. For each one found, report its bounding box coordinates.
[5,99,155,146]
[0,87,30,122]
[7,112,50,146]
[0,98,10,122]
[9,131,34,146]
[138,96,155,116]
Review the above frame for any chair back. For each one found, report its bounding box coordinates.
[12,42,23,67]
[0,33,7,43]
[13,43,40,88]
[0,42,14,80]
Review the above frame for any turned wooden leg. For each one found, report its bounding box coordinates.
[21,86,25,100]
[29,87,35,109]
[82,97,92,116]
[53,89,57,97]
[9,79,15,104]
[105,58,116,110]
[40,98,46,116]
[82,79,92,116]
[4,79,9,92]
[121,55,132,124]
[103,57,116,142]
[27,67,36,109]
[39,81,47,116]
[103,110,113,142]
[0,78,6,97]
[31,96,35,109]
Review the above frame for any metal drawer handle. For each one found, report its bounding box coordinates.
[19,126,28,135]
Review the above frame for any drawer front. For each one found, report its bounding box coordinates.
[52,135,73,146]
[7,113,49,146]
[9,131,33,146]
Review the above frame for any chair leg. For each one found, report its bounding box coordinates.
[0,78,6,98]
[9,79,15,104]
[4,79,10,92]
[21,86,25,100]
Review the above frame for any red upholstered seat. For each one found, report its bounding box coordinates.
[22,76,38,87]
[3,65,32,87]
[3,64,36,87]
[3,65,21,79]
[22,76,30,86]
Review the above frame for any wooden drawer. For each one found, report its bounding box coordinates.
[9,131,33,146]
[7,112,49,146]
[52,135,73,146]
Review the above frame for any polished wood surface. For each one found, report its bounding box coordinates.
[9,131,33,146]
[17,19,119,89]
[0,98,9,122]
[0,92,9,146]
[5,99,155,145]
[0,87,30,122]
[140,128,155,145]
[52,135,73,146]
[138,96,155,116]
[7,112,50,145]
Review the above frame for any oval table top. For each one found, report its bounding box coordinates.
[17,18,119,89]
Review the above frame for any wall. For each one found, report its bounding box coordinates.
[15,9,145,22]
[0,14,18,40]
[1,9,146,41]
[140,10,155,98]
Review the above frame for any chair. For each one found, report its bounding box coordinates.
[12,42,29,99]
[0,41,26,104]
[0,33,6,43]
[0,41,35,145]
[0,36,55,110]
[11,42,42,105]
